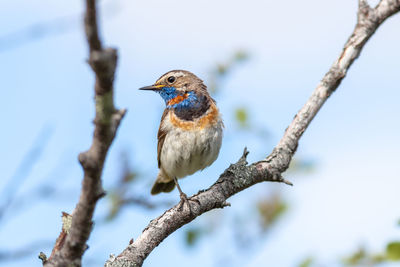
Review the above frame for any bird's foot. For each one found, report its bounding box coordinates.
[177,192,188,212]
[177,192,200,214]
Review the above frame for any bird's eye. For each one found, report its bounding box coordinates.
[167,76,176,83]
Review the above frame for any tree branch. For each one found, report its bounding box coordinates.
[105,1,400,266]
[43,0,126,266]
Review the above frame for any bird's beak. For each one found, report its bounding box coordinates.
[138,84,164,91]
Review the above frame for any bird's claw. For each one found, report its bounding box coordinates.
[177,193,200,214]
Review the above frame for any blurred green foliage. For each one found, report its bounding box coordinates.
[185,228,204,247]
[386,241,400,260]
[300,220,400,266]
[257,193,287,231]
[298,257,314,267]
[235,107,249,129]
[342,240,400,266]
[343,247,384,266]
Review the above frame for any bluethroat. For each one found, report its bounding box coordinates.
[139,70,223,209]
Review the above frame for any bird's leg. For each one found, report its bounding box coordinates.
[174,177,200,213]
[174,177,189,212]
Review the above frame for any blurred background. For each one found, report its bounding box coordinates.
[0,0,399,266]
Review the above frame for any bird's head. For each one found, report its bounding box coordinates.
[139,70,209,109]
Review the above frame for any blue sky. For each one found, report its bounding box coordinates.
[0,0,399,266]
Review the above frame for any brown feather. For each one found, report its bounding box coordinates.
[157,109,169,168]
[151,179,175,195]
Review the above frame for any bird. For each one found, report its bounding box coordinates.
[139,70,223,209]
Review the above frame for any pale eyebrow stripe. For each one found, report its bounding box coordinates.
[155,71,185,84]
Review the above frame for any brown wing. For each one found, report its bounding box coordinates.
[157,109,169,168]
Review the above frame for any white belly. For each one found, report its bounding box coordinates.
[160,122,223,179]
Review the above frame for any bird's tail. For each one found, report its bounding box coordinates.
[151,170,175,195]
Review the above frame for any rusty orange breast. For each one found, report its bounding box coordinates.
[169,103,220,131]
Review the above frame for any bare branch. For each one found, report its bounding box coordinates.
[44,0,125,266]
[105,1,400,266]
[84,0,102,51]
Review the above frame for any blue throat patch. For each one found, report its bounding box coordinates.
[158,87,200,109]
